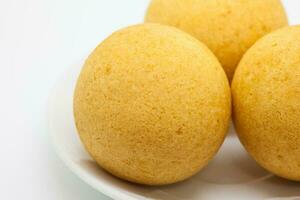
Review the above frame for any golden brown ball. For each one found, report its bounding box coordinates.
[145,0,288,81]
[74,23,231,185]
[232,26,300,181]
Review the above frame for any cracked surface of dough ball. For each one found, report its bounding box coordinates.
[74,23,231,185]
[232,26,300,181]
[145,0,288,80]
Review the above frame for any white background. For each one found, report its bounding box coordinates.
[0,0,299,199]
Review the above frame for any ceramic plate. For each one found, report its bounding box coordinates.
[48,60,300,200]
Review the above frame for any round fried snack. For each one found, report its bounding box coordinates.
[232,26,300,181]
[74,23,231,185]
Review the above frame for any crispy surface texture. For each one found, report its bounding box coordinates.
[232,26,300,181]
[74,23,231,185]
[145,0,288,81]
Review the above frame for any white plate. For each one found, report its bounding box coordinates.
[48,60,300,200]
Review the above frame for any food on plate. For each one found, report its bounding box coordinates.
[74,23,231,185]
[232,26,300,181]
